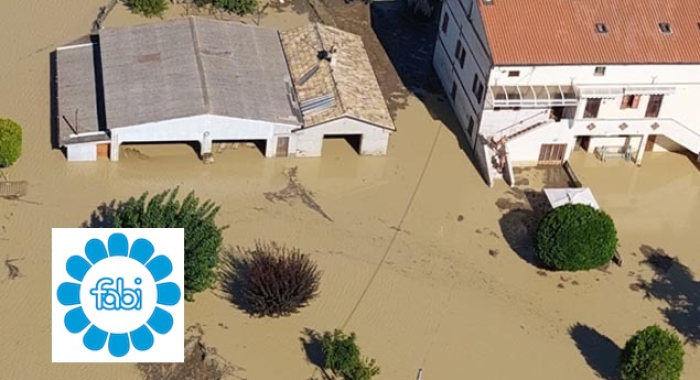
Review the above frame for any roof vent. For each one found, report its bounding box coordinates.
[595,23,608,34]
[483,0,493,5]
[659,22,672,34]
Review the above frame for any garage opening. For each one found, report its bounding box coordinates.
[119,141,200,160]
[323,134,362,155]
[212,140,267,157]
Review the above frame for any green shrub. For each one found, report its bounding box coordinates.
[125,0,168,17]
[113,188,226,300]
[321,329,380,380]
[196,0,257,16]
[535,203,617,271]
[619,325,684,380]
[0,118,22,168]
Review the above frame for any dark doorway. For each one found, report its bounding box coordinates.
[119,141,201,160]
[538,143,567,165]
[276,137,289,157]
[323,134,362,154]
[645,135,657,151]
[576,136,591,151]
[213,140,267,157]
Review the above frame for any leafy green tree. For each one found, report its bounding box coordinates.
[113,188,226,300]
[125,0,168,18]
[320,329,379,380]
[619,325,684,380]
[535,203,617,271]
[0,118,22,168]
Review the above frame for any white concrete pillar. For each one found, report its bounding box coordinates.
[264,137,275,157]
[110,135,120,162]
[201,131,212,156]
[636,134,649,166]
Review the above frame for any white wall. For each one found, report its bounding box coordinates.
[110,115,298,161]
[294,118,392,157]
[434,0,492,147]
[66,142,98,162]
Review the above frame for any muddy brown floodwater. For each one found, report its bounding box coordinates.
[0,1,699,380]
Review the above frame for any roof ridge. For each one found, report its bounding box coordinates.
[189,17,211,114]
[314,23,346,115]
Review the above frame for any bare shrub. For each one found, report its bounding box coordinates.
[223,242,321,317]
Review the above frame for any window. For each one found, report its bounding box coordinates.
[583,98,601,118]
[450,82,457,101]
[594,66,606,76]
[645,95,664,118]
[620,95,640,109]
[507,70,520,77]
[476,82,485,104]
[472,74,479,93]
[659,22,672,34]
[596,23,608,34]
[467,116,475,138]
[441,12,449,33]
[454,40,466,68]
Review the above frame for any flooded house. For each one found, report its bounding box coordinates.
[54,17,394,162]
[434,0,700,186]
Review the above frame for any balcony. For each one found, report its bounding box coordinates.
[486,84,579,109]
[569,118,700,154]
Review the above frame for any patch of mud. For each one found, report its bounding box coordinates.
[264,167,333,221]
[123,147,149,160]
[138,325,242,380]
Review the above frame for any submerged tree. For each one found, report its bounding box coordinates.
[113,188,226,300]
[0,118,22,168]
[619,325,684,380]
[321,329,380,380]
[227,242,321,317]
[124,0,169,18]
[535,203,617,271]
[195,0,257,16]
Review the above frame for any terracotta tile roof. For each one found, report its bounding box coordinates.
[477,0,700,65]
[280,24,395,130]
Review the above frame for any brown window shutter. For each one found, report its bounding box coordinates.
[620,95,629,109]
[631,95,640,109]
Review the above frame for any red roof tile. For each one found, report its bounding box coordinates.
[478,0,700,65]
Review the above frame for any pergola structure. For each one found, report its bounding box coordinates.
[488,85,579,108]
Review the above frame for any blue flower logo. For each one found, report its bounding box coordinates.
[56,233,181,358]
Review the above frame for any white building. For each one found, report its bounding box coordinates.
[55,18,394,162]
[434,0,700,186]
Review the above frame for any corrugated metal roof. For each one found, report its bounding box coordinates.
[98,17,301,128]
[56,43,101,146]
[477,0,700,65]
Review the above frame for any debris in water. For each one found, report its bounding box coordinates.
[536,270,548,277]
[5,258,21,280]
[629,283,643,292]
[488,249,499,257]
[571,280,579,286]
[457,215,464,222]
[557,283,565,289]
[264,167,333,221]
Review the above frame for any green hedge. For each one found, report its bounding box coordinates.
[0,118,22,168]
[535,203,617,271]
[620,325,684,380]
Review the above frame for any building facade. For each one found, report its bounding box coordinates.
[434,0,700,186]
[55,19,394,162]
